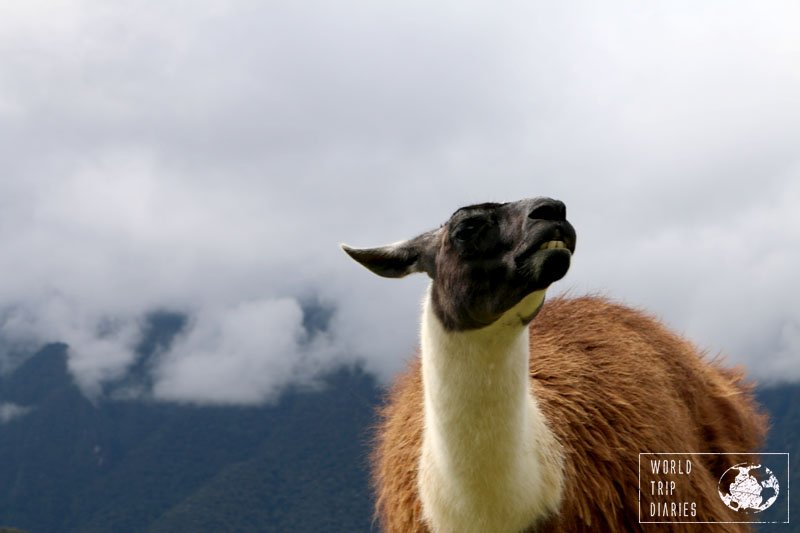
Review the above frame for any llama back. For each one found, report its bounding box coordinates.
[372,296,767,532]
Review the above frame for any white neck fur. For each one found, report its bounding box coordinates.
[417,287,564,533]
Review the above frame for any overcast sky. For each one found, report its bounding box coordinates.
[1,1,798,405]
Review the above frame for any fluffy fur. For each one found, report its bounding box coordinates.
[372,295,767,532]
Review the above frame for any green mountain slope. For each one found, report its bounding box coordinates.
[0,344,379,533]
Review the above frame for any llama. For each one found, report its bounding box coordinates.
[343,197,767,533]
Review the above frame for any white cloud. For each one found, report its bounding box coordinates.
[0,402,32,424]
[564,174,800,380]
[772,320,800,381]
[0,1,799,402]
[153,298,339,404]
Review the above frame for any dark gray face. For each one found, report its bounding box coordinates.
[343,197,576,331]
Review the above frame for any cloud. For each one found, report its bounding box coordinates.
[0,1,799,403]
[566,175,800,382]
[0,402,32,424]
[152,298,338,404]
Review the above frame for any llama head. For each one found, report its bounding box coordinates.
[343,197,576,331]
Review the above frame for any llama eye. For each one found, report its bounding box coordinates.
[453,219,486,241]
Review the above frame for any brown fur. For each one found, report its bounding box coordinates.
[372,296,768,532]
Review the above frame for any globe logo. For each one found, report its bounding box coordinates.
[717,463,780,513]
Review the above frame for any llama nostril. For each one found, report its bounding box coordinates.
[528,200,566,221]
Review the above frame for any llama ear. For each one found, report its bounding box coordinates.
[341,231,437,279]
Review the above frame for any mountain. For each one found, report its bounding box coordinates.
[1,340,797,532]
[0,344,380,533]
[756,384,799,533]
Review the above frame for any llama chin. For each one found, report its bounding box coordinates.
[344,197,767,533]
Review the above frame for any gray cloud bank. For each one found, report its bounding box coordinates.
[1,1,799,404]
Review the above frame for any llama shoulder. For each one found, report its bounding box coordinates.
[529,295,728,388]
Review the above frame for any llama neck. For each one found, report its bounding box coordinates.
[417,288,564,533]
